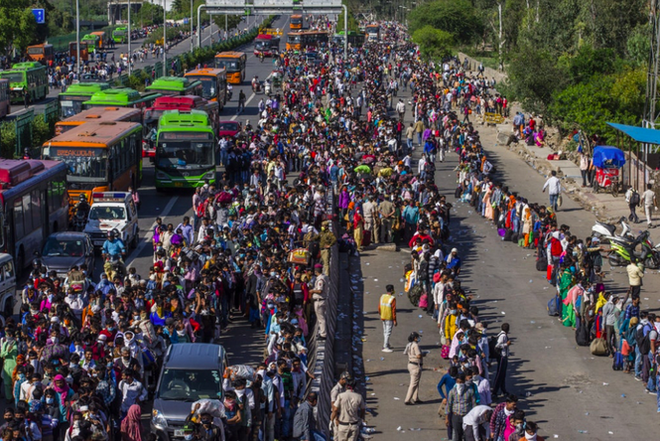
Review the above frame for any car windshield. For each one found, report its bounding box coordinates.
[157,140,214,169]
[89,206,126,221]
[158,369,221,401]
[42,238,85,257]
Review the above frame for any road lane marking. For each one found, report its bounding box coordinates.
[126,195,179,267]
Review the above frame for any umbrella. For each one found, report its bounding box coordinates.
[354,165,371,174]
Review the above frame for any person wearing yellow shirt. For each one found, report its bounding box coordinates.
[379,285,398,353]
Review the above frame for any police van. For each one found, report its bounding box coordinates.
[83,192,140,249]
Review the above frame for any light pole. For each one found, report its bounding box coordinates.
[163,0,167,76]
[128,0,132,75]
[76,0,81,76]
[190,0,194,52]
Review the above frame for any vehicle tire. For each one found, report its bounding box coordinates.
[608,254,624,267]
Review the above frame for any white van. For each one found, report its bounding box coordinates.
[83,192,140,249]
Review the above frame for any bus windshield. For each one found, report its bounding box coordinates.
[48,147,108,179]
[216,60,239,72]
[59,99,85,118]
[1,73,23,83]
[157,139,214,170]
[89,206,126,221]
[197,78,216,100]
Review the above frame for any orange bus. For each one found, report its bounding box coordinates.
[54,107,143,136]
[91,31,107,50]
[290,15,303,29]
[42,121,143,204]
[214,52,246,85]
[286,31,328,52]
[69,42,89,62]
[26,44,55,65]
[184,68,227,107]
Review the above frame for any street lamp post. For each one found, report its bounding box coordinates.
[190,0,194,52]
[76,0,81,76]
[128,0,132,75]
[163,0,167,76]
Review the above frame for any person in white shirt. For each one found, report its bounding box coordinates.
[461,404,492,441]
[542,170,562,212]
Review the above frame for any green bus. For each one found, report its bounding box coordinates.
[81,34,100,51]
[83,88,161,110]
[112,26,128,44]
[145,77,203,97]
[0,62,49,104]
[58,82,111,118]
[155,109,216,189]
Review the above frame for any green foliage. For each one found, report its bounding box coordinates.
[408,0,482,44]
[337,0,359,33]
[412,26,453,61]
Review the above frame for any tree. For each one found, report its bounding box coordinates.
[408,0,483,44]
[412,26,453,61]
[0,1,37,55]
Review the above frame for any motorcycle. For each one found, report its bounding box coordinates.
[606,230,660,268]
[591,217,633,241]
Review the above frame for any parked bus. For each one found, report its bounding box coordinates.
[286,31,328,52]
[184,68,227,107]
[55,107,142,136]
[42,121,143,205]
[290,15,303,29]
[214,52,247,84]
[69,41,89,62]
[155,110,216,189]
[0,159,68,274]
[0,62,49,104]
[254,34,281,57]
[0,80,10,119]
[26,44,55,65]
[145,76,203,97]
[366,24,380,42]
[81,34,100,52]
[143,96,219,157]
[112,26,128,44]
[91,31,107,49]
[58,82,111,118]
[83,88,160,110]
[333,31,365,47]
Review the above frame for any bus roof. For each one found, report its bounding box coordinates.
[215,51,246,59]
[11,61,44,71]
[60,107,142,123]
[44,121,142,147]
[158,109,211,128]
[0,160,67,203]
[146,76,201,92]
[84,88,143,105]
[59,82,110,97]
[184,68,226,78]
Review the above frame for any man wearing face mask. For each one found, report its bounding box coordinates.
[489,394,518,441]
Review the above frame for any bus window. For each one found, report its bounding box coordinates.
[13,200,23,238]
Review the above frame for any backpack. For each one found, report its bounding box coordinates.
[547,295,561,316]
[635,324,652,354]
[550,237,563,257]
[575,322,590,346]
[630,190,640,207]
[536,249,547,272]
[408,283,423,307]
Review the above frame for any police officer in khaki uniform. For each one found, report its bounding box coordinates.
[309,264,329,339]
[319,221,337,275]
[404,331,425,405]
[331,378,365,441]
